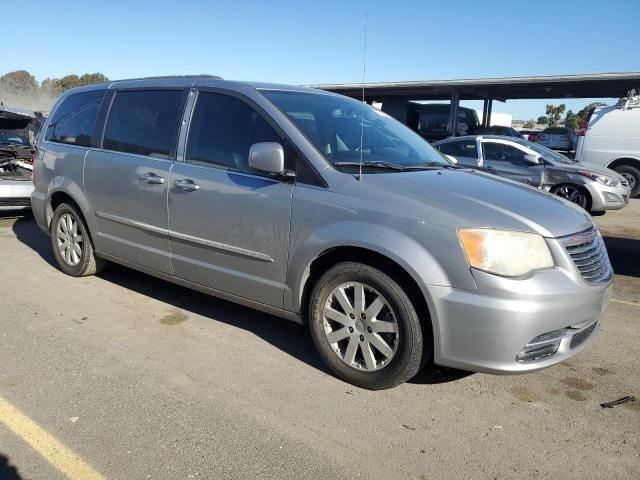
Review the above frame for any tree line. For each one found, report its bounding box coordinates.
[0,70,109,97]
[522,101,606,129]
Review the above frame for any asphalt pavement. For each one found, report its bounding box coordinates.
[0,202,638,480]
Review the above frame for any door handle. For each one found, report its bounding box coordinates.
[174,179,200,191]
[140,172,165,185]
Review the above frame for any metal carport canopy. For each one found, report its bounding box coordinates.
[309,72,640,101]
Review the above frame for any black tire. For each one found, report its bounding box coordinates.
[551,184,592,212]
[613,164,640,198]
[50,202,105,276]
[308,262,427,390]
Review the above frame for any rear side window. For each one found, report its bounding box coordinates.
[45,90,105,146]
[186,92,289,174]
[103,90,184,159]
[438,140,477,158]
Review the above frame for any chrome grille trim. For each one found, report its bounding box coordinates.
[560,227,612,285]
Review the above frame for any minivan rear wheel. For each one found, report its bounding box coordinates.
[50,202,105,276]
[613,164,640,197]
[308,262,425,390]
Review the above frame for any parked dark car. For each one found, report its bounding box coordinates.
[536,127,577,152]
[380,101,479,142]
[474,125,522,138]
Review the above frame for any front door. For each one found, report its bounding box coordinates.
[168,91,295,308]
[84,89,187,274]
[437,139,480,168]
[481,140,544,187]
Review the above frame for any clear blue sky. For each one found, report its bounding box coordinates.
[3,0,639,119]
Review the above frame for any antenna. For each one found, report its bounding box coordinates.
[358,14,368,181]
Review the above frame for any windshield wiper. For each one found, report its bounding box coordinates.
[403,162,460,170]
[332,160,461,172]
[333,161,408,171]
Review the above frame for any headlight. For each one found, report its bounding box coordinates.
[577,171,618,186]
[458,229,554,277]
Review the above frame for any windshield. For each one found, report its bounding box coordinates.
[262,90,451,170]
[523,141,575,164]
[0,134,29,146]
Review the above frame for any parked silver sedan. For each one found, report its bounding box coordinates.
[433,135,631,214]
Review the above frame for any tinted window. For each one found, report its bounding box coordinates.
[186,92,287,174]
[46,90,105,146]
[483,142,527,162]
[418,110,448,134]
[438,140,477,158]
[103,90,183,159]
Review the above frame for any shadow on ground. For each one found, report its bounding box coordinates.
[603,236,640,278]
[0,454,23,480]
[10,216,468,386]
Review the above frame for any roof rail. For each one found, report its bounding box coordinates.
[616,89,640,109]
[111,74,223,82]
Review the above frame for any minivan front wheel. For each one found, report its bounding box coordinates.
[308,262,425,390]
[50,202,105,276]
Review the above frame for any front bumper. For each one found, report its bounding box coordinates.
[586,181,632,211]
[423,237,612,374]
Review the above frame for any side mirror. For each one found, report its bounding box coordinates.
[445,154,458,164]
[249,142,285,175]
[524,153,540,164]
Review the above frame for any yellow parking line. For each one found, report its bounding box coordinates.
[611,298,640,307]
[0,396,105,480]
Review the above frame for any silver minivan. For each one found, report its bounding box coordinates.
[32,76,612,389]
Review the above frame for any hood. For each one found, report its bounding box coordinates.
[551,161,623,180]
[360,169,593,238]
[0,106,35,131]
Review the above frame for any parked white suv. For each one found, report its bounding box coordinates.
[575,93,640,197]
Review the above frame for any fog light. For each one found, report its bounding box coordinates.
[516,327,573,362]
[603,192,620,203]
[516,342,560,362]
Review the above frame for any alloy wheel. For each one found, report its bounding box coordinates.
[322,282,399,371]
[56,213,83,266]
[555,185,587,208]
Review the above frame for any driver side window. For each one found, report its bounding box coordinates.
[483,142,527,163]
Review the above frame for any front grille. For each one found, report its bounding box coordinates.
[561,228,611,284]
[0,197,31,207]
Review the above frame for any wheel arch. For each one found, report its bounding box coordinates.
[46,178,98,243]
[295,245,434,346]
[606,156,640,170]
